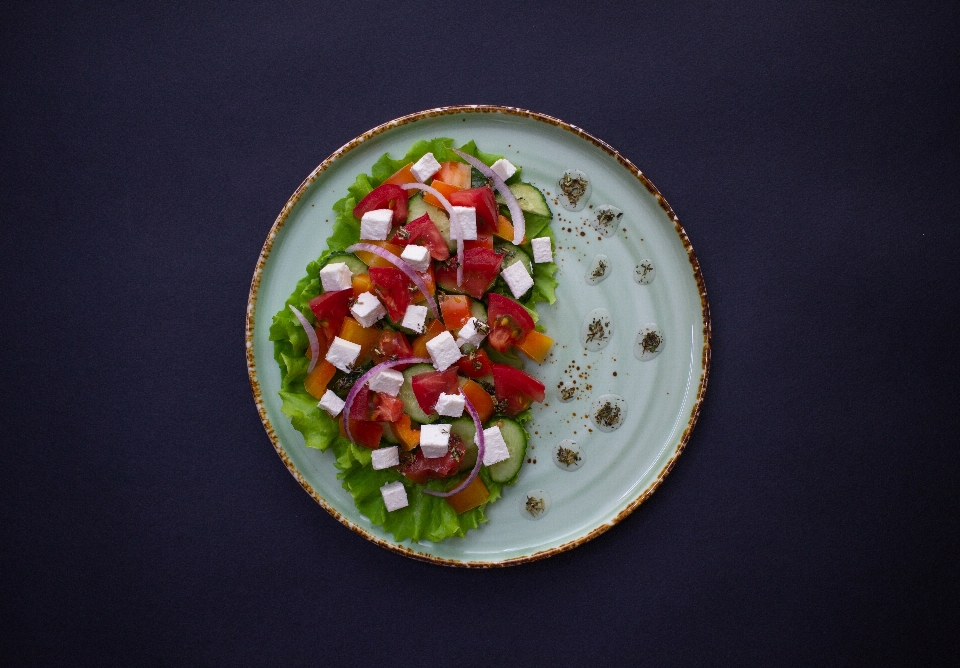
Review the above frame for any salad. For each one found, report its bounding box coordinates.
[269,138,559,543]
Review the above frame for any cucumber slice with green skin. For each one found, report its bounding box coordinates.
[449,415,479,473]
[407,194,456,251]
[469,300,487,322]
[380,422,400,444]
[319,251,367,276]
[494,240,533,276]
[495,182,551,217]
[485,416,528,483]
[399,363,439,424]
[484,346,524,369]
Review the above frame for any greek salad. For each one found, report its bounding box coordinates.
[270,138,559,543]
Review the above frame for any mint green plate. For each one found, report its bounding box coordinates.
[246,106,710,566]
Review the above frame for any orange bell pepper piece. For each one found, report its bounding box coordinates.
[411,319,446,358]
[339,316,381,365]
[434,161,471,189]
[439,294,472,331]
[423,180,461,208]
[351,272,372,298]
[353,241,404,268]
[460,379,495,423]
[393,414,421,451]
[446,474,490,514]
[304,360,337,399]
[494,215,526,244]
[382,162,417,194]
[516,329,554,364]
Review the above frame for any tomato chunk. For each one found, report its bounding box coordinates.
[439,294,472,331]
[353,183,407,227]
[448,186,499,235]
[393,213,450,261]
[410,367,459,415]
[434,247,504,299]
[456,348,494,378]
[349,384,372,421]
[492,363,545,416]
[369,266,411,322]
[344,418,383,449]
[371,393,404,422]
[372,330,414,368]
[486,293,535,352]
[399,434,466,484]
[308,288,353,341]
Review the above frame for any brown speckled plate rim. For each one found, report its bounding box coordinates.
[245,105,711,568]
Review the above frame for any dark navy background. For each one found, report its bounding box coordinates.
[2,2,958,665]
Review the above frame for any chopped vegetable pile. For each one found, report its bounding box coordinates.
[270,138,559,542]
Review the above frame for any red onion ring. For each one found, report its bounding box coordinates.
[341,356,430,445]
[288,304,319,374]
[452,148,525,246]
[424,390,486,499]
[401,182,464,287]
[345,243,439,320]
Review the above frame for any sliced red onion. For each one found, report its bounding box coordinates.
[346,243,439,320]
[401,182,464,287]
[341,356,430,445]
[452,148,525,246]
[288,304,319,374]
[424,390,486,499]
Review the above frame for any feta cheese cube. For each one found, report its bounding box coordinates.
[531,236,553,263]
[425,330,463,371]
[451,206,477,241]
[411,152,441,182]
[457,317,487,348]
[349,291,387,328]
[360,209,393,240]
[435,392,465,417]
[319,262,353,293]
[490,158,517,182]
[420,423,450,458]
[482,425,511,466]
[371,446,400,471]
[380,481,408,511]
[501,260,534,299]
[317,389,345,417]
[401,304,428,334]
[325,336,361,372]
[368,368,404,396]
[400,244,431,272]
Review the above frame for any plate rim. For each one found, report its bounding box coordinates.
[245,104,712,567]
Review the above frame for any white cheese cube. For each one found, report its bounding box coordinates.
[451,206,477,241]
[425,330,463,372]
[457,317,487,348]
[360,209,393,240]
[435,392,465,417]
[490,158,517,182]
[368,368,404,396]
[325,336,361,372]
[380,481,408,511]
[317,389,345,417]
[349,291,387,328]
[420,423,451,458]
[319,262,353,293]
[531,236,553,263]
[501,260,534,299]
[411,152,441,182]
[482,425,511,466]
[400,244,431,272]
[371,446,400,471]
[401,304,428,334]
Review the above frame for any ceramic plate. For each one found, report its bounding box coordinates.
[246,106,710,566]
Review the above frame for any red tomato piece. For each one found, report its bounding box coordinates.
[345,418,383,449]
[399,434,466,484]
[307,288,353,341]
[368,266,411,322]
[448,186,499,235]
[439,294,472,331]
[353,183,408,227]
[456,348,494,378]
[392,213,450,261]
[372,330,414,368]
[464,233,494,251]
[486,293,535,352]
[491,363,546,416]
[434,247,504,299]
[410,367,459,415]
[349,384,371,421]
[371,393,404,422]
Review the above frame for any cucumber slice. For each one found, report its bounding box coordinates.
[495,182,551,217]
[319,251,367,277]
[380,422,400,444]
[494,240,533,276]
[407,194,456,251]
[449,416,479,472]
[484,346,524,369]
[469,300,487,323]
[399,363,439,425]
[486,416,528,483]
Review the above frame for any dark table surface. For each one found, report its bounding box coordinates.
[3,2,958,665]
